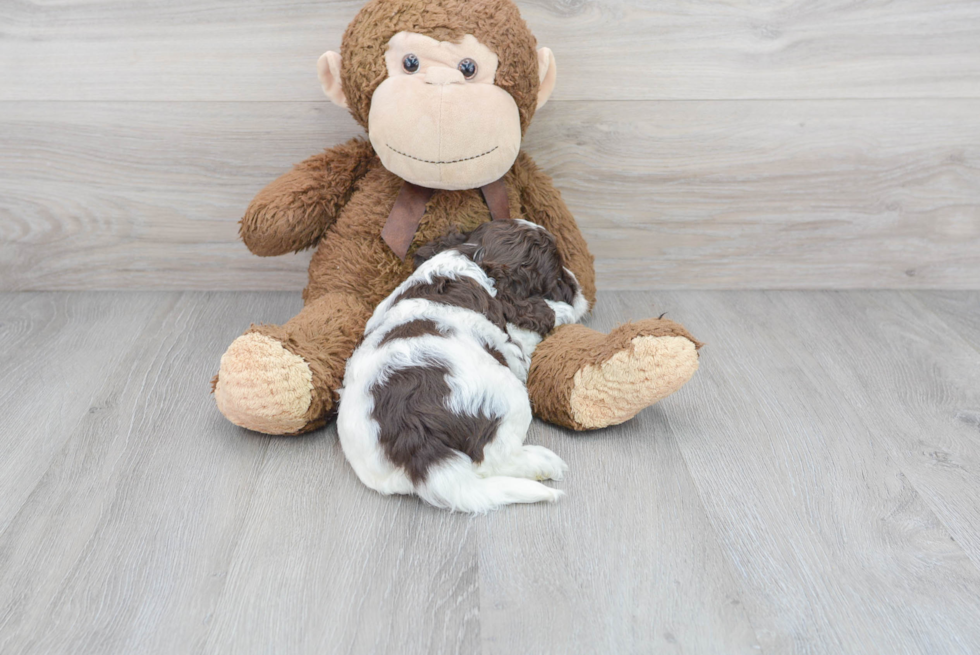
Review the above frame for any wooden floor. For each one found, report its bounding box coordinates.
[2,290,980,654]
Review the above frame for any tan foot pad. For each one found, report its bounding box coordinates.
[569,335,699,430]
[214,333,314,435]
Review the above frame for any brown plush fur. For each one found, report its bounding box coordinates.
[215,0,699,435]
[240,139,376,256]
[248,292,373,432]
[340,0,541,133]
[232,142,601,432]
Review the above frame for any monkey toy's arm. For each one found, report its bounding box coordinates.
[515,152,597,308]
[239,138,376,256]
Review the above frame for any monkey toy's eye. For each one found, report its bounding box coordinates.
[402,54,420,74]
[458,58,478,79]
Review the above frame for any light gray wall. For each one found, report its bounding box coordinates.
[1,0,978,290]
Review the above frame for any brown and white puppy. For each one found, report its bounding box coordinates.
[337,220,588,512]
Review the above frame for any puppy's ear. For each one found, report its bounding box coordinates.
[549,268,580,305]
[498,291,557,335]
[476,260,510,285]
[413,228,470,269]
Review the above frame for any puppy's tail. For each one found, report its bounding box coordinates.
[418,457,562,514]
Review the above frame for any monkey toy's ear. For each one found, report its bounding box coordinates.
[317,51,347,108]
[536,47,558,110]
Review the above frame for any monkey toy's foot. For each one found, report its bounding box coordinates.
[529,318,703,431]
[568,322,701,429]
[212,293,372,435]
[213,332,322,435]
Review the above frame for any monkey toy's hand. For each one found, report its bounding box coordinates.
[239,139,375,257]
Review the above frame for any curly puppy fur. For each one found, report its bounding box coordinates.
[337,220,588,512]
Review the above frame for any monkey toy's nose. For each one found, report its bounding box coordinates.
[424,66,465,86]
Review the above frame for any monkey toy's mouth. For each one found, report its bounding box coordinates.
[386,144,499,165]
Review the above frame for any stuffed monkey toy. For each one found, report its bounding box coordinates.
[213,0,702,435]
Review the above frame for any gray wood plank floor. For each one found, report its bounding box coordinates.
[2,290,979,654]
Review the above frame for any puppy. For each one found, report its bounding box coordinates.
[337,219,589,512]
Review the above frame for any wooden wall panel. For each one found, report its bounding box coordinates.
[1,0,978,101]
[1,99,977,290]
[1,0,979,290]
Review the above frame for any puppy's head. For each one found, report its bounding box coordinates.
[414,220,579,304]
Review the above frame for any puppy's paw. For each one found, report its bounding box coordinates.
[522,445,569,481]
[546,488,565,503]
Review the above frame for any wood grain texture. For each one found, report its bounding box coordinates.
[0,102,325,291]
[203,439,481,655]
[913,291,980,354]
[535,100,980,289]
[2,0,979,290]
[650,289,980,654]
[864,290,980,567]
[0,292,296,653]
[477,297,761,654]
[1,0,978,101]
[2,99,978,290]
[3,290,980,653]
[0,292,166,534]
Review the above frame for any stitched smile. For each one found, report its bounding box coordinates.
[387,144,498,165]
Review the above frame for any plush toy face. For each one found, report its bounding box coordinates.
[366,32,520,190]
[316,0,557,191]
